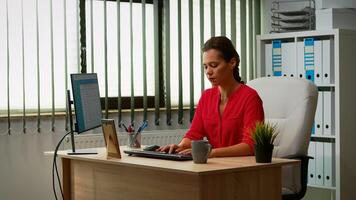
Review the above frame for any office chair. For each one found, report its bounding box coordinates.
[248,77,318,200]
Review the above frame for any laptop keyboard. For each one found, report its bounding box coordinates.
[124,149,192,161]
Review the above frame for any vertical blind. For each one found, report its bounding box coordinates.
[0,0,79,135]
[0,0,261,135]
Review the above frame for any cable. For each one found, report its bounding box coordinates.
[52,131,71,200]
[54,157,64,199]
[53,131,71,199]
[52,160,58,200]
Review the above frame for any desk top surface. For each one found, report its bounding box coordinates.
[54,147,299,175]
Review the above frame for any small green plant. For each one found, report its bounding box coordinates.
[251,122,279,146]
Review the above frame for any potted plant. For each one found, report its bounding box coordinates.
[251,122,279,163]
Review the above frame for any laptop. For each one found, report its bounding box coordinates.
[124,149,193,161]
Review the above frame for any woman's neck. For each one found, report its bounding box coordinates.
[219,80,240,103]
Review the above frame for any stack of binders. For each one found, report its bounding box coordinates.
[308,140,335,187]
[265,37,334,83]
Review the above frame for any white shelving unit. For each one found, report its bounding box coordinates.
[257,29,356,200]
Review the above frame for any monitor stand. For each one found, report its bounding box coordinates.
[67,90,97,155]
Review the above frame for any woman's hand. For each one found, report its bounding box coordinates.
[157,138,192,154]
[208,149,215,158]
[178,148,192,155]
[157,144,185,154]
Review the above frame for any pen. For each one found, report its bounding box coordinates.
[121,123,129,132]
[136,121,148,134]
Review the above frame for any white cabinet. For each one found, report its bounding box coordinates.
[257,29,356,200]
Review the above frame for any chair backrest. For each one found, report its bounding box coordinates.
[247,77,318,158]
[248,77,318,196]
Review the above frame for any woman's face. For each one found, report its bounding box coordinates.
[203,49,236,87]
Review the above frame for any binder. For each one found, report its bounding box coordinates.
[314,91,324,135]
[323,91,335,135]
[322,39,334,84]
[315,142,324,185]
[272,40,282,76]
[304,38,315,82]
[308,141,316,185]
[282,42,297,77]
[297,41,305,79]
[323,142,335,187]
[265,43,273,77]
[314,40,323,85]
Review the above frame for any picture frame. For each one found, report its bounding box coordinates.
[101,119,121,159]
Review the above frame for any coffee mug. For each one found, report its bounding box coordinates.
[191,140,212,164]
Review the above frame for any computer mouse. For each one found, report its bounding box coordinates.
[143,144,160,151]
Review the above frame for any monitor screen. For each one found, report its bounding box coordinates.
[71,73,102,133]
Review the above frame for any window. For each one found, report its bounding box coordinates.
[0,0,242,117]
[0,0,156,114]
[0,0,79,113]
[168,0,240,106]
[85,1,155,98]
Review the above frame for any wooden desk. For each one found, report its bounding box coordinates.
[57,147,299,200]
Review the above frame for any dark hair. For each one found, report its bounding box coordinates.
[202,36,242,83]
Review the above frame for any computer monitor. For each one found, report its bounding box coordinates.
[71,73,102,133]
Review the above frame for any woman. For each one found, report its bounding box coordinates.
[158,36,264,157]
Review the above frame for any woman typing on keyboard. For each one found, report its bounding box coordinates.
[157,36,264,157]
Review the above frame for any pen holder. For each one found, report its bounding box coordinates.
[127,133,141,148]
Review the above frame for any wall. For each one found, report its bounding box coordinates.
[0,110,191,200]
[261,0,273,34]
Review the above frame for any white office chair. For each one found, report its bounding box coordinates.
[248,77,318,200]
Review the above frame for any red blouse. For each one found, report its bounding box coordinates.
[184,84,264,153]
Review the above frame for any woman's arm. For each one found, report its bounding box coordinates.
[209,143,251,157]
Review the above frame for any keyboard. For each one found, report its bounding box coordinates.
[124,149,193,161]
